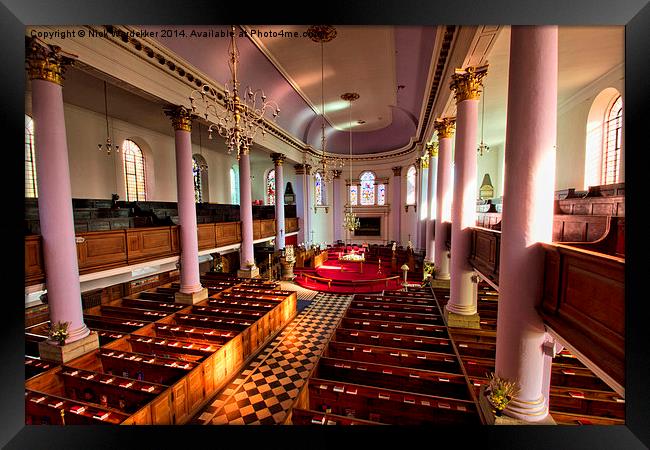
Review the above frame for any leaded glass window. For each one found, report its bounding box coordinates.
[602,95,622,185]
[315,172,323,206]
[266,169,276,205]
[359,171,375,206]
[192,156,202,203]
[25,115,38,198]
[377,183,386,205]
[230,165,240,204]
[349,185,358,206]
[123,139,146,201]
[406,165,416,205]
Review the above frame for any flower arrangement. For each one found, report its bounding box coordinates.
[423,261,435,281]
[485,372,520,416]
[47,321,71,346]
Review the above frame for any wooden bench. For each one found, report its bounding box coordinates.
[99,349,196,385]
[100,305,169,321]
[345,308,444,325]
[192,305,265,321]
[326,340,461,374]
[174,313,252,332]
[121,297,187,312]
[58,366,164,414]
[26,389,129,425]
[334,328,454,354]
[308,378,479,425]
[83,315,148,333]
[340,317,448,339]
[25,356,56,379]
[154,323,236,345]
[128,334,218,359]
[315,356,471,400]
[207,298,277,311]
[349,300,438,315]
[353,294,434,306]
[290,407,385,425]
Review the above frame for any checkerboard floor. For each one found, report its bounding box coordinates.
[190,292,352,425]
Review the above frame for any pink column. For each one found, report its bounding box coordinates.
[29,50,89,344]
[434,118,456,280]
[332,170,343,243]
[446,65,488,320]
[294,164,310,245]
[239,152,255,270]
[495,26,558,422]
[391,167,402,243]
[165,107,203,295]
[271,153,286,250]
[425,150,437,261]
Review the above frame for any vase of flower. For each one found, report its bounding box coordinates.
[485,372,520,418]
[47,321,71,346]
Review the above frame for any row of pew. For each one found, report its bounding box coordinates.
[24,273,296,425]
[290,287,481,425]
[436,282,625,425]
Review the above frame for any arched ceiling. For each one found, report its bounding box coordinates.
[139,25,438,155]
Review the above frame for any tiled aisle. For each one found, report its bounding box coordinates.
[191,291,352,425]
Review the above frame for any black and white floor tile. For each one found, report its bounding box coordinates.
[191,292,352,425]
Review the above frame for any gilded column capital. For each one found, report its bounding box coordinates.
[434,117,456,139]
[427,142,439,158]
[270,153,286,166]
[25,38,75,86]
[294,163,312,175]
[164,105,195,132]
[449,64,488,103]
[391,166,402,176]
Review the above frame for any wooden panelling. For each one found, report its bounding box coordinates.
[150,390,173,425]
[469,228,500,285]
[260,219,276,238]
[556,195,624,217]
[171,380,188,424]
[552,215,609,243]
[77,231,128,272]
[126,227,174,262]
[539,244,624,388]
[215,222,241,246]
[286,217,299,233]
[197,223,216,250]
[252,220,262,240]
[187,367,205,413]
[25,235,44,284]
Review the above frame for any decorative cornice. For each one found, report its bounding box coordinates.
[25,37,75,86]
[434,116,456,139]
[271,153,287,166]
[450,64,489,103]
[392,166,403,176]
[164,105,195,132]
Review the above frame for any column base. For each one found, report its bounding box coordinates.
[175,287,208,305]
[431,278,450,289]
[478,386,556,425]
[443,308,481,329]
[237,267,260,279]
[435,273,451,281]
[38,331,100,364]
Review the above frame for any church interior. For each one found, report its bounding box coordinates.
[22,24,628,429]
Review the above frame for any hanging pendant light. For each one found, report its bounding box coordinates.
[98,81,119,155]
[341,92,360,234]
[477,83,490,156]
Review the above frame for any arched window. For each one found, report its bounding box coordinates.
[230,165,240,204]
[25,114,38,198]
[123,139,147,201]
[377,183,386,205]
[406,165,416,205]
[359,171,375,205]
[192,156,203,203]
[602,95,622,185]
[314,172,323,206]
[266,169,276,205]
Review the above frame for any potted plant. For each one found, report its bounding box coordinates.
[47,321,70,346]
[485,372,520,416]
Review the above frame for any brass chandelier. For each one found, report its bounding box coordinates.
[307,25,344,183]
[342,92,360,232]
[189,25,280,160]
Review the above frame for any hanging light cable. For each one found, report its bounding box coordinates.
[341,92,360,236]
[98,81,119,155]
[478,83,490,156]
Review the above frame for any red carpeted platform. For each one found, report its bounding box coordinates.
[294,258,404,294]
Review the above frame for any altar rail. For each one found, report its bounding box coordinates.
[25,220,281,286]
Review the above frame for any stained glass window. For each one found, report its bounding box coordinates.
[266,169,276,205]
[315,172,323,206]
[192,156,202,203]
[360,171,375,205]
[349,185,358,206]
[406,165,416,205]
[377,183,386,205]
[230,165,240,204]
[25,115,38,198]
[602,95,622,185]
[123,139,146,201]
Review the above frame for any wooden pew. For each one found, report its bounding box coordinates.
[25,356,56,379]
[83,315,148,333]
[58,366,165,414]
[26,389,129,425]
[99,305,170,321]
[128,334,218,360]
[340,317,448,339]
[207,298,277,311]
[307,378,479,425]
[121,297,186,312]
[353,294,434,306]
[334,328,454,354]
[315,356,471,400]
[192,305,265,321]
[154,323,236,345]
[349,299,439,315]
[290,407,385,425]
[345,308,444,326]
[326,341,461,374]
[99,349,196,385]
[174,314,252,332]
